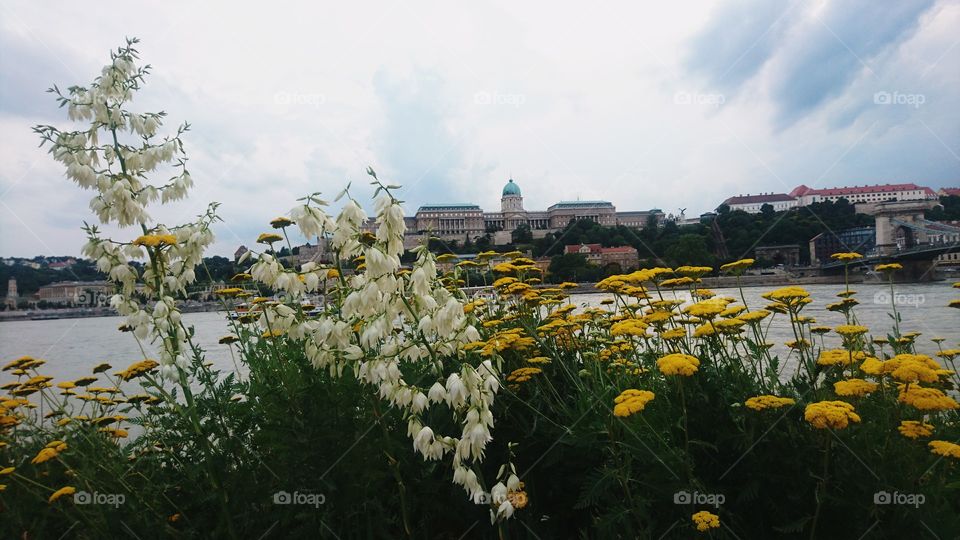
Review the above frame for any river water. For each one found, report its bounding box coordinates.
[1,282,957,384]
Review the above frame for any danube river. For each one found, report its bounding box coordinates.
[1,282,957,383]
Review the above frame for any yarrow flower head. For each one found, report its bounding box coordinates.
[835,325,869,338]
[833,378,877,397]
[613,389,655,417]
[897,420,934,439]
[657,353,700,376]
[691,511,720,532]
[830,252,863,261]
[745,395,795,411]
[804,400,861,430]
[928,440,960,459]
[269,216,294,229]
[762,286,811,309]
[897,385,960,411]
[132,233,177,248]
[256,232,284,244]
[720,258,754,273]
[48,486,76,504]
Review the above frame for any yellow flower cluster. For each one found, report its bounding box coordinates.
[720,258,754,272]
[817,349,865,366]
[928,440,960,459]
[115,359,159,381]
[674,265,712,277]
[712,318,746,334]
[833,378,877,397]
[480,328,537,356]
[256,232,283,244]
[762,286,811,308]
[740,310,772,323]
[132,233,177,247]
[834,324,868,337]
[897,420,934,439]
[506,482,529,509]
[48,485,76,504]
[744,395,795,411]
[691,510,720,532]
[613,389,655,417]
[659,328,686,340]
[31,440,69,464]
[506,367,542,383]
[269,216,294,228]
[830,252,862,261]
[875,263,902,272]
[804,401,861,430]
[683,300,727,319]
[897,385,960,411]
[214,287,244,297]
[657,353,700,376]
[882,354,946,384]
[610,319,648,338]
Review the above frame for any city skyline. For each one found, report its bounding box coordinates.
[1,0,958,258]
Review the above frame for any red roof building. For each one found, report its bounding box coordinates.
[790,183,936,205]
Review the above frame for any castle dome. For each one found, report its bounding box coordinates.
[502,179,521,196]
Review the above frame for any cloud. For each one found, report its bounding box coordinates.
[0,0,957,258]
[767,0,935,127]
[372,69,469,206]
[686,0,794,90]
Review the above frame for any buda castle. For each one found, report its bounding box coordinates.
[409,179,664,246]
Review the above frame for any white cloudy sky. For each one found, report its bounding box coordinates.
[1,0,958,257]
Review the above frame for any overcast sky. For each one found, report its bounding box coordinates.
[1,0,958,258]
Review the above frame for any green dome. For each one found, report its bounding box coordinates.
[502,179,521,196]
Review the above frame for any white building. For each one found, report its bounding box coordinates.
[721,193,798,213]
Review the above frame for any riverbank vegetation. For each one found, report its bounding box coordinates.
[2,40,960,539]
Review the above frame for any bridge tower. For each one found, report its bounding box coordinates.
[873,200,938,255]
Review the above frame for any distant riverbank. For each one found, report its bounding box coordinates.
[0,302,220,322]
[2,272,954,322]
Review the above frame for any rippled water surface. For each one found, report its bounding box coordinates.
[1,282,957,382]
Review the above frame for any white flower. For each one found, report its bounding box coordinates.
[413,426,434,455]
[491,482,508,505]
[445,373,468,408]
[428,381,447,403]
[496,500,514,521]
